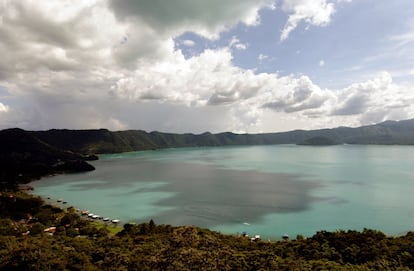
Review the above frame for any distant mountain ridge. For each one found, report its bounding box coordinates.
[2,118,414,183]
[28,118,414,154]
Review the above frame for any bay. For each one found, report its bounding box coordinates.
[31,144,414,239]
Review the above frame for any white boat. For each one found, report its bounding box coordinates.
[111,219,120,223]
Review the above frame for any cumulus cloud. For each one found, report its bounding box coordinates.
[280,0,336,41]
[110,47,414,131]
[0,0,123,77]
[1,0,277,131]
[0,0,274,77]
[107,1,275,66]
[330,72,414,124]
[262,75,332,113]
[229,101,264,133]
[111,48,266,106]
[108,0,274,39]
[0,0,413,133]
[109,47,347,131]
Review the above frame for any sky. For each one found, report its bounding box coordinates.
[0,0,414,133]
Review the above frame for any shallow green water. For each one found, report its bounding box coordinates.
[31,145,414,239]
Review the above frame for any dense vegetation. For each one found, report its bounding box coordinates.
[1,190,413,270]
[0,128,96,184]
[28,118,414,155]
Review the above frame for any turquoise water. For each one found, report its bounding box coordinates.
[31,145,414,239]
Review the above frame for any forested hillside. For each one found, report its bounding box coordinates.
[2,118,414,184]
[31,118,414,154]
[0,129,95,184]
[1,191,414,270]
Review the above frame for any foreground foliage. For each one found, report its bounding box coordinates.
[0,191,413,270]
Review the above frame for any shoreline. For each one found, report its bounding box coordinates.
[27,172,125,227]
[28,189,124,230]
[3,190,414,270]
[14,186,414,242]
[27,171,414,241]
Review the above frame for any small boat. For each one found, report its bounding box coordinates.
[103,218,110,222]
[111,219,120,223]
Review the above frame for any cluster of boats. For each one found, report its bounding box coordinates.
[54,198,121,224]
[80,210,120,224]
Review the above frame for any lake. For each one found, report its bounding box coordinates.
[31,144,414,239]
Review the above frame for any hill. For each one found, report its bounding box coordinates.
[0,191,413,270]
[2,118,414,183]
[0,128,95,184]
[297,136,341,146]
[30,118,414,154]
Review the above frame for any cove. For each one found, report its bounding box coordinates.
[31,144,414,239]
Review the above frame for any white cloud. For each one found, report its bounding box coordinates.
[262,75,333,114]
[330,72,414,124]
[112,48,265,107]
[110,47,414,131]
[0,0,277,131]
[229,101,264,133]
[258,54,269,61]
[234,43,248,50]
[0,1,413,133]
[181,39,195,47]
[229,36,248,50]
[319,60,325,67]
[0,102,9,112]
[280,0,336,41]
